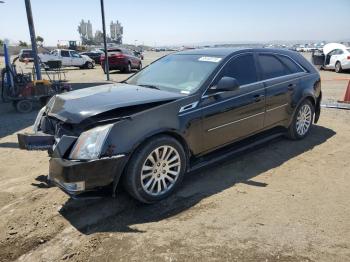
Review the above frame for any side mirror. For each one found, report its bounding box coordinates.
[211,77,240,92]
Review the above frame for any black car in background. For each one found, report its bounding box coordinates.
[19,49,34,62]
[18,48,321,203]
[80,51,102,64]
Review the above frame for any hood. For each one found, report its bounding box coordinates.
[47,83,184,124]
[323,43,347,55]
[81,54,93,61]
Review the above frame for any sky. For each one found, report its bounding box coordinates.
[0,0,349,46]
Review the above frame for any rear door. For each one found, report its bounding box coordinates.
[127,50,138,68]
[200,53,265,152]
[257,53,306,128]
[329,49,343,68]
[60,50,72,66]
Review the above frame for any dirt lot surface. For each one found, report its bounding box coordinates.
[0,52,350,262]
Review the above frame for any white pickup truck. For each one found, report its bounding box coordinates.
[38,49,95,69]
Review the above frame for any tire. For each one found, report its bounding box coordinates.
[335,61,342,73]
[123,135,187,203]
[15,100,33,113]
[286,99,314,140]
[124,62,132,73]
[138,62,142,71]
[86,62,94,69]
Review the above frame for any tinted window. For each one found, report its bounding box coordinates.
[336,49,344,55]
[278,55,304,73]
[259,54,290,79]
[328,50,337,56]
[220,54,257,85]
[61,50,70,57]
[70,51,80,58]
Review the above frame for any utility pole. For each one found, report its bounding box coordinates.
[100,0,110,81]
[24,0,41,80]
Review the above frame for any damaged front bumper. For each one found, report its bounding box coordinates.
[17,132,55,150]
[17,132,128,197]
[49,155,127,196]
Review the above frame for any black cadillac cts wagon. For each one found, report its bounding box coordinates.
[18,48,322,203]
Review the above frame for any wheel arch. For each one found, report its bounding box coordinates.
[288,95,316,127]
[114,129,191,191]
[130,130,191,164]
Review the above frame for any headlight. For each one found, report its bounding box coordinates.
[33,106,46,132]
[69,124,113,160]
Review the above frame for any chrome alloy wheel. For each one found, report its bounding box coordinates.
[296,104,312,136]
[141,145,181,196]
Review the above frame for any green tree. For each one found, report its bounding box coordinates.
[0,39,3,46]
[36,36,44,46]
[19,41,28,47]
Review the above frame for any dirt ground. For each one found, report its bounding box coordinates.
[0,52,349,262]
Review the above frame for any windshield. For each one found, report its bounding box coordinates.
[126,54,222,94]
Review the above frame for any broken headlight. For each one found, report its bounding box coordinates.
[69,124,113,160]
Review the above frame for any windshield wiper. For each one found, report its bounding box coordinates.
[137,84,160,90]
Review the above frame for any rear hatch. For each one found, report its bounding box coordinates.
[101,49,126,64]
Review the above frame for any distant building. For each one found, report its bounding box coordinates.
[94,30,104,45]
[78,19,93,44]
[110,20,123,44]
[77,19,124,45]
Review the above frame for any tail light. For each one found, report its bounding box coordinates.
[112,53,125,58]
[101,53,125,61]
[347,56,350,60]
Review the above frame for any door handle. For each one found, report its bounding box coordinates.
[288,83,296,90]
[254,94,265,102]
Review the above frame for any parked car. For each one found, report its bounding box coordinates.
[18,48,321,203]
[19,49,34,62]
[100,48,142,73]
[38,49,95,69]
[312,43,350,73]
[80,51,102,64]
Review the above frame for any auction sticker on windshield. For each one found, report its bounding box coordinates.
[198,57,222,63]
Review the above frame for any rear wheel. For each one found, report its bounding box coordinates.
[138,62,142,71]
[86,62,94,69]
[15,100,33,113]
[123,135,187,203]
[335,61,342,73]
[287,99,314,140]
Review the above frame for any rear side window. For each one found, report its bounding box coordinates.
[336,49,344,55]
[220,54,257,85]
[277,55,304,73]
[258,54,290,79]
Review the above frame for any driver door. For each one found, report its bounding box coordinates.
[200,53,266,153]
[70,51,84,66]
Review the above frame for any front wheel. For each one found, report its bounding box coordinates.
[124,63,132,73]
[15,100,33,113]
[123,135,187,203]
[286,99,314,140]
[86,62,94,69]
